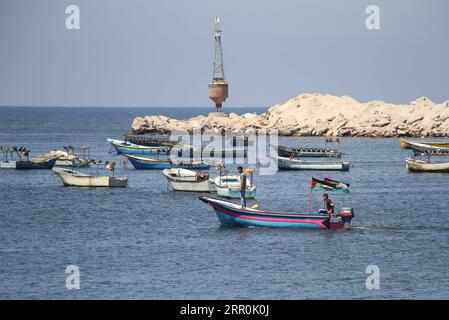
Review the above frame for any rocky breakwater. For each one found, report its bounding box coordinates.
[132,93,449,137]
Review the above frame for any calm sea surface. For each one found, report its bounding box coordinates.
[0,106,448,299]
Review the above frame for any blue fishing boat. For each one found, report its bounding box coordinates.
[124,154,210,170]
[199,197,354,230]
[108,139,170,155]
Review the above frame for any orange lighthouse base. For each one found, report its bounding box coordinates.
[208,81,228,113]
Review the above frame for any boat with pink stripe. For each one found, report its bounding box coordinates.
[199,197,354,230]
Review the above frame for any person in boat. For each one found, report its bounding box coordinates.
[323,193,335,216]
[238,166,247,209]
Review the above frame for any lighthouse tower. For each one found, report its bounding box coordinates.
[208,16,229,116]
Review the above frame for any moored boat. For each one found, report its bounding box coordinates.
[405,157,449,172]
[275,145,341,158]
[275,156,350,171]
[199,197,354,230]
[170,144,247,159]
[162,168,216,192]
[108,138,170,155]
[0,146,57,169]
[400,139,449,150]
[402,141,449,155]
[212,175,256,199]
[53,167,128,187]
[0,161,16,169]
[123,133,174,147]
[40,149,91,168]
[124,154,210,170]
[15,156,60,170]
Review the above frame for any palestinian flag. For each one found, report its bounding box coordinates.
[311,177,350,193]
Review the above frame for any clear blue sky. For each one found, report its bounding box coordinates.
[0,0,448,107]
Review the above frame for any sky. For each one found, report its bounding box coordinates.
[0,0,448,107]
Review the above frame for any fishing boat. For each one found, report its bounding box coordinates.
[53,167,128,187]
[55,158,90,168]
[406,157,449,172]
[170,144,247,159]
[15,156,60,170]
[107,138,170,155]
[162,169,216,192]
[275,156,350,171]
[200,176,354,230]
[403,141,449,172]
[213,175,257,199]
[400,141,449,155]
[40,149,91,168]
[124,154,210,170]
[212,166,256,199]
[1,145,60,169]
[400,139,449,150]
[199,197,354,230]
[123,133,174,147]
[275,145,341,158]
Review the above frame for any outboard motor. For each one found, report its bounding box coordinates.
[338,207,354,227]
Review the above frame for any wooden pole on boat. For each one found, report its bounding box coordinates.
[307,178,313,214]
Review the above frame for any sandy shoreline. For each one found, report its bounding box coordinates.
[131,93,449,137]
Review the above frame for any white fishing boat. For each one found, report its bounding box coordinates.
[405,157,449,173]
[40,149,91,168]
[274,156,350,171]
[53,167,128,187]
[108,138,170,155]
[162,168,216,192]
[212,174,256,199]
[400,139,449,150]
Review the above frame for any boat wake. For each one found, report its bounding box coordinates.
[349,225,449,233]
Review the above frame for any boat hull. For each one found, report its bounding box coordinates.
[170,146,247,159]
[215,185,256,199]
[125,154,210,170]
[276,145,341,158]
[406,158,449,172]
[55,159,90,168]
[167,179,216,192]
[53,168,128,187]
[276,157,350,171]
[108,139,170,155]
[400,139,449,150]
[200,197,352,230]
[15,158,58,170]
[162,168,216,192]
[213,175,257,198]
[0,161,16,169]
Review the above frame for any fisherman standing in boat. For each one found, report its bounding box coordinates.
[238,166,247,209]
[323,193,335,216]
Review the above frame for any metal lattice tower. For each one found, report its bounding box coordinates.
[212,16,225,80]
[208,16,229,113]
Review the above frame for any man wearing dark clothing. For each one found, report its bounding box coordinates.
[323,193,334,216]
[238,166,247,209]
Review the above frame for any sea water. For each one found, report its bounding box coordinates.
[0,106,448,299]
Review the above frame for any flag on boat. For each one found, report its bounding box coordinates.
[311,177,350,193]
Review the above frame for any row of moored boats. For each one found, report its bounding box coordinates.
[1,138,354,231]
